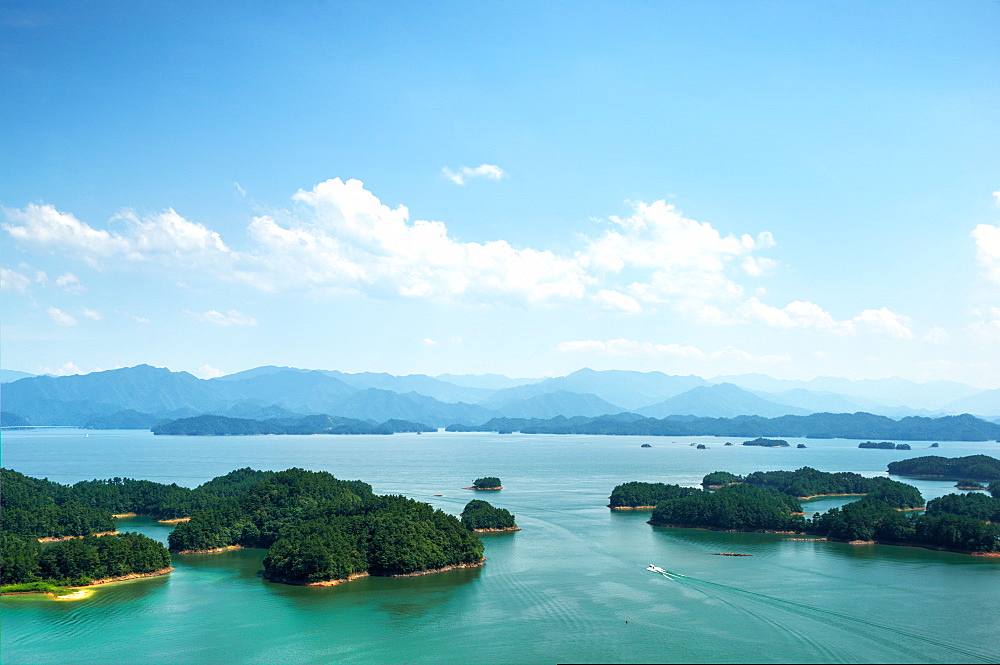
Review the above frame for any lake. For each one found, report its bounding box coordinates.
[2,429,998,664]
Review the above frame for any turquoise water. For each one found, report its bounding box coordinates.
[2,429,998,664]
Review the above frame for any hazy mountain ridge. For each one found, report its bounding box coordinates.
[2,364,997,427]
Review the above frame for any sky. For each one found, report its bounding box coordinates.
[2,0,999,387]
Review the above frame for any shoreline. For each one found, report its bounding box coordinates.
[273,558,488,587]
[647,521,801,534]
[797,493,867,500]
[37,530,120,543]
[173,545,244,555]
[156,517,191,524]
[112,513,192,523]
[472,526,521,532]
[1,567,174,601]
[463,486,502,490]
[608,505,656,511]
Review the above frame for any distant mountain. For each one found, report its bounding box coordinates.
[485,368,708,411]
[941,389,1000,418]
[496,390,626,419]
[0,369,36,383]
[637,383,809,418]
[329,388,495,426]
[2,365,232,424]
[323,371,494,404]
[218,369,357,413]
[713,374,983,411]
[435,373,542,391]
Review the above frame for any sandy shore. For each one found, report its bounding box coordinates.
[472,526,521,532]
[84,567,175,586]
[2,567,174,601]
[37,531,120,543]
[796,493,867,500]
[174,545,243,554]
[647,521,801,534]
[609,505,656,511]
[156,517,191,524]
[112,512,138,518]
[463,486,502,490]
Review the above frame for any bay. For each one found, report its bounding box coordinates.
[2,429,998,664]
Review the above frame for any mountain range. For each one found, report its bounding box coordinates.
[1,364,998,428]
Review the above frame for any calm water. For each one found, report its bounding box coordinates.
[2,429,998,664]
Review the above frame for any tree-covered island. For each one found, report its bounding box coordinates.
[628,466,1000,555]
[1,467,486,591]
[154,414,435,436]
[742,437,789,447]
[460,500,519,532]
[467,477,502,490]
[886,455,1000,482]
[608,482,700,509]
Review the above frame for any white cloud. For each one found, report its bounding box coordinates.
[4,179,777,312]
[127,312,151,324]
[593,289,642,314]
[234,182,247,198]
[195,364,225,379]
[3,203,235,268]
[55,272,83,292]
[734,297,913,338]
[442,164,506,185]
[80,307,101,321]
[421,338,438,346]
[993,191,1000,206]
[967,318,1000,341]
[1,267,32,292]
[47,307,77,327]
[41,361,83,376]
[972,223,1000,285]
[191,309,257,326]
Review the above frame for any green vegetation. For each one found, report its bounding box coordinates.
[924,493,1000,522]
[0,411,30,428]
[608,482,700,508]
[811,498,1000,552]
[1,532,170,587]
[0,581,74,596]
[447,412,1000,441]
[460,500,518,531]
[153,414,435,436]
[472,477,502,489]
[153,468,485,584]
[858,441,910,450]
[886,455,1000,482]
[990,482,1000,498]
[698,467,924,508]
[650,484,805,531]
[1,469,116,538]
[743,438,789,447]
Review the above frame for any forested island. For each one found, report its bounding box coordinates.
[858,441,910,450]
[621,465,1000,554]
[154,414,435,436]
[700,466,924,507]
[886,455,1000,482]
[608,482,700,509]
[1,469,172,595]
[742,437,788,447]
[446,412,1000,441]
[460,500,519,532]
[467,477,502,490]
[1,467,486,591]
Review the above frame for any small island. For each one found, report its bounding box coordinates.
[858,441,910,450]
[700,466,924,507]
[956,481,986,490]
[886,455,1000,483]
[797,444,807,449]
[641,443,652,448]
[465,477,502,490]
[742,437,789,447]
[460,500,519,532]
[608,482,700,509]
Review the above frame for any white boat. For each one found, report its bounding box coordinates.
[646,564,667,574]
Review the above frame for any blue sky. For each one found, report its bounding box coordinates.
[2,0,999,386]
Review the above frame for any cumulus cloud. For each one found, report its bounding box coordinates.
[3,178,778,312]
[972,223,1000,285]
[1,267,32,292]
[2,203,236,268]
[967,319,1000,341]
[192,309,258,327]
[42,361,83,376]
[734,298,914,338]
[47,307,77,327]
[922,326,951,344]
[55,272,83,292]
[442,164,506,185]
[195,364,225,379]
[80,307,101,321]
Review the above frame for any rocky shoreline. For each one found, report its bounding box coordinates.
[37,530,120,543]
